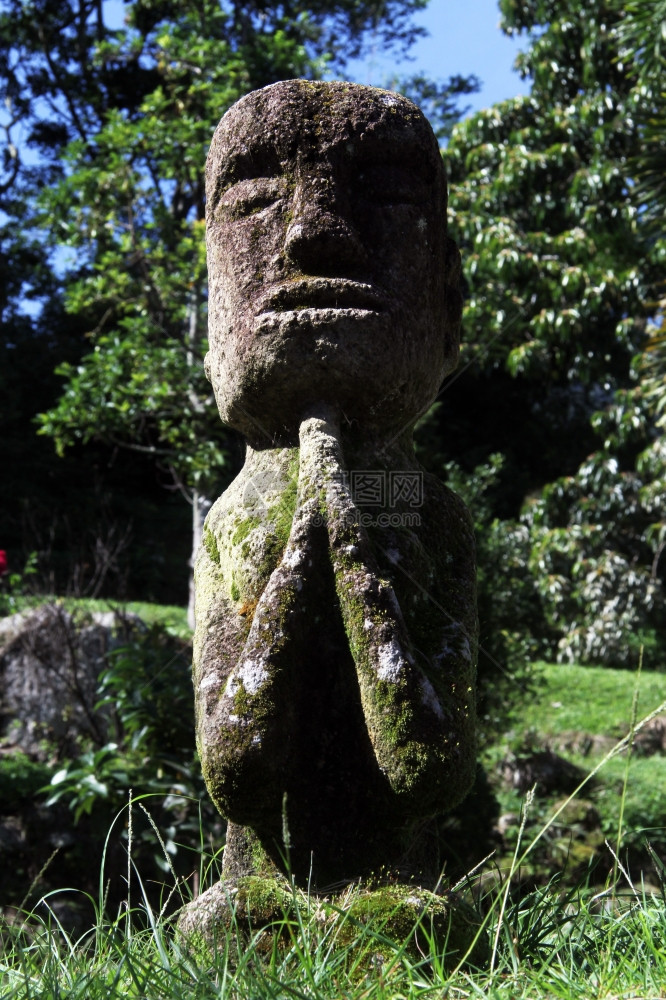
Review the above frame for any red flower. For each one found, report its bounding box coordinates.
[0,551,8,576]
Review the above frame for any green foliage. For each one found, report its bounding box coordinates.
[446,84,648,391]
[38,321,225,492]
[46,743,134,823]
[0,279,196,603]
[426,0,666,672]
[0,0,477,599]
[97,624,193,756]
[0,751,51,813]
[388,72,481,141]
[43,619,217,871]
[613,0,666,242]
[0,0,464,504]
[31,5,246,496]
[0,551,38,616]
[522,452,666,667]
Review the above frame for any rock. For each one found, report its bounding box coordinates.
[178,877,488,973]
[633,715,666,755]
[496,812,520,837]
[551,719,666,759]
[552,730,619,757]
[500,748,589,796]
[0,603,139,758]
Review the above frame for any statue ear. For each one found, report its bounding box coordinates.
[204,351,211,382]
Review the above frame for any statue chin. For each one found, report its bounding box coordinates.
[210,308,455,445]
[214,361,450,447]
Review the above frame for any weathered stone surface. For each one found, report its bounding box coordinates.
[633,714,666,755]
[500,748,589,796]
[183,79,479,937]
[0,603,146,757]
[178,875,488,973]
[204,80,462,446]
[1,605,109,756]
[554,720,666,758]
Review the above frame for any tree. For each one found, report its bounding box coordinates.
[614,0,666,242]
[0,0,476,612]
[613,0,666,607]
[418,0,665,677]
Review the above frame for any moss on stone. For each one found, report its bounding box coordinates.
[231,515,260,547]
[233,875,297,924]
[233,683,250,717]
[202,525,220,564]
[338,883,488,971]
[249,835,279,878]
[178,878,487,973]
[268,453,298,549]
[195,78,479,915]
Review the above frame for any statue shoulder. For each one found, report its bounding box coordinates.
[197,452,299,609]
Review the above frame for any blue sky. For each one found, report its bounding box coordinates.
[347,0,529,113]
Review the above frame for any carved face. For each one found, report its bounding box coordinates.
[205,80,461,444]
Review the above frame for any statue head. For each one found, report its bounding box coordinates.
[205,80,461,446]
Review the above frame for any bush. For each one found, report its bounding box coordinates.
[522,450,666,669]
[0,751,52,813]
[42,617,222,889]
[0,551,38,617]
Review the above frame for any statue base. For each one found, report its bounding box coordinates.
[177,875,489,972]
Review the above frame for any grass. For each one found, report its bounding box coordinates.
[488,659,666,877]
[3,694,666,998]
[2,841,665,998]
[5,595,191,639]
[518,661,666,735]
[60,596,190,639]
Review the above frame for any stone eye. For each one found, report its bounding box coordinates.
[219,178,285,219]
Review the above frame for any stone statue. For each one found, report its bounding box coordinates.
[181,80,481,958]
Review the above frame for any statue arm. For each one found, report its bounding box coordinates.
[298,412,477,814]
[195,412,476,823]
[193,467,326,827]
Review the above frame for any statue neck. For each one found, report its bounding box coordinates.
[243,425,418,474]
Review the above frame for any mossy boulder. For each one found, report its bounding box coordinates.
[338,883,489,971]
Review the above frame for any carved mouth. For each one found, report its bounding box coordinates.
[261,279,385,314]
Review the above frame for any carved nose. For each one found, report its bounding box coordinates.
[284,179,366,276]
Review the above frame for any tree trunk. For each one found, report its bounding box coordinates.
[188,488,212,629]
